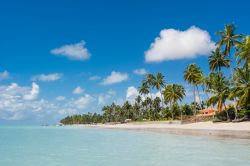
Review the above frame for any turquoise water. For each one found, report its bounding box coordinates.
[0,126,250,166]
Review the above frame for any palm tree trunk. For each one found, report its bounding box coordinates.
[196,86,202,109]
[224,104,231,122]
[228,62,238,120]
[193,86,197,122]
[170,102,174,121]
[160,88,164,108]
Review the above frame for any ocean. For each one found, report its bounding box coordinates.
[0,126,250,166]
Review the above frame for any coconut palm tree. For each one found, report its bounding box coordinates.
[206,72,231,121]
[216,24,242,56]
[138,83,149,98]
[153,73,165,107]
[183,64,203,118]
[236,35,250,68]
[208,47,231,72]
[231,67,250,111]
[163,84,185,120]
[216,23,242,75]
[122,101,132,120]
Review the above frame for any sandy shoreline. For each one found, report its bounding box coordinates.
[77,121,250,139]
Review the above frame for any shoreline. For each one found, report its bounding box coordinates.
[74,121,250,139]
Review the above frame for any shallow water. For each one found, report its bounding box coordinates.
[0,126,250,166]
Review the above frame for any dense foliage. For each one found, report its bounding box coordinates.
[61,24,250,125]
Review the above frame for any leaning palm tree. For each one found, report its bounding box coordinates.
[208,47,231,72]
[163,84,185,121]
[183,64,203,118]
[153,73,165,107]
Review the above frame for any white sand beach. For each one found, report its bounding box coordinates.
[90,121,250,139]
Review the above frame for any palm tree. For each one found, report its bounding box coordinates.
[236,35,250,68]
[183,64,203,118]
[216,23,242,75]
[135,95,142,118]
[152,97,161,120]
[138,83,149,98]
[206,72,231,121]
[143,73,155,102]
[153,73,165,107]
[216,24,242,55]
[231,67,250,111]
[208,47,230,72]
[122,101,132,120]
[163,84,185,120]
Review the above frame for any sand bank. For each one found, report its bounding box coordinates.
[89,121,250,139]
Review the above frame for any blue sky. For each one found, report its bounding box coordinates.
[0,0,249,124]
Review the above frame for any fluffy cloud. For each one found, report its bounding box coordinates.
[98,90,116,105]
[0,83,96,122]
[101,71,128,85]
[0,70,9,80]
[23,82,40,100]
[133,68,147,75]
[73,94,94,109]
[145,26,215,62]
[73,86,84,94]
[51,40,91,61]
[88,75,101,81]
[32,73,63,82]
[126,86,139,103]
[0,83,44,120]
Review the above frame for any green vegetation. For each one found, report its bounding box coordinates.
[60,24,250,125]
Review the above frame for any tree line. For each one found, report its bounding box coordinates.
[60,24,250,125]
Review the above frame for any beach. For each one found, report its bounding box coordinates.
[89,121,250,139]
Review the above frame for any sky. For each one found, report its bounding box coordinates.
[0,0,250,124]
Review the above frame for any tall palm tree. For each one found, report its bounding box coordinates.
[208,47,231,71]
[236,35,250,68]
[216,23,242,75]
[216,24,242,56]
[153,73,165,107]
[207,72,231,121]
[144,73,156,101]
[183,64,203,118]
[163,84,185,120]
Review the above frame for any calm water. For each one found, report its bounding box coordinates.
[0,126,250,166]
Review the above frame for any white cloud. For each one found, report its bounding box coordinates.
[0,70,9,80]
[32,73,63,82]
[73,86,84,95]
[126,86,139,103]
[98,90,116,105]
[23,82,40,100]
[88,75,101,81]
[0,83,96,122]
[56,96,66,101]
[101,71,128,85]
[73,94,94,109]
[51,40,91,61]
[145,26,215,62]
[133,68,147,75]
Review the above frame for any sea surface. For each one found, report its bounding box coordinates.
[0,126,250,166]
